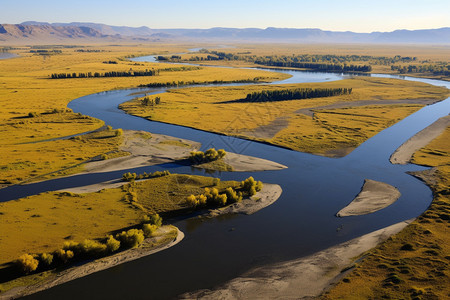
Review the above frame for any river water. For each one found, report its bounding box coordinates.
[16,53,450,299]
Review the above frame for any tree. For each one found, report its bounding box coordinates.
[16,254,39,274]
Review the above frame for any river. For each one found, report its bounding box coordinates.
[15,51,450,299]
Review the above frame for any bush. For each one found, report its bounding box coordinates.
[105,235,120,253]
[116,229,145,248]
[77,239,107,257]
[212,178,220,186]
[39,253,53,266]
[16,254,39,274]
[143,224,158,237]
[54,249,74,263]
[115,128,123,137]
[189,148,226,163]
[241,176,263,196]
[224,187,242,203]
[28,112,39,118]
[122,172,137,182]
[186,194,198,206]
[147,214,163,227]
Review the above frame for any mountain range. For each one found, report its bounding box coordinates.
[0,22,449,44]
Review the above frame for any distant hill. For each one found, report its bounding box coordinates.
[0,22,449,45]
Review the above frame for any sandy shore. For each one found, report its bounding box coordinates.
[85,130,201,174]
[1,226,184,300]
[180,219,413,300]
[222,153,287,172]
[390,115,450,164]
[336,179,401,217]
[206,183,282,217]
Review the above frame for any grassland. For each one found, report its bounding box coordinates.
[0,174,239,266]
[0,45,286,185]
[322,127,450,299]
[120,77,449,156]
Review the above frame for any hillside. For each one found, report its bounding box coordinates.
[0,22,449,45]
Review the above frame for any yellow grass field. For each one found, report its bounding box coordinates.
[0,174,239,265]
[322,127,450,300]
[0,45,286,185]
[120,77,449,155]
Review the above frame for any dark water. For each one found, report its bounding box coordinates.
[14,55,450,299]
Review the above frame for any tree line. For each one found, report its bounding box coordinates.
[235,87,352,103]
[15,213,163,274]
[391,64,450,76]
[50,69,159,79]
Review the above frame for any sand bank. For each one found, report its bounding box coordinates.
[222,152,287,172]
[180,220,413,300]
[390,115,450,164]
[337,179,401,217]
[206,183,282,217]
[1,226,184,300]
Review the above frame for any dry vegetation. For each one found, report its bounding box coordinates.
[0,45,286,185]
[322,127,450,300]
[120,77,448,156]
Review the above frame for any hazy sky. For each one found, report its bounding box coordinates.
[1,0,449,32]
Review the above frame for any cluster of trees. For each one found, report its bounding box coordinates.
[390,64,450,76]
[50,69,159,79]
[193,50,416,66]
[103,60,118,64]
[239,87,352,103]
[141,96,161,106]
[186,176,263,208]
[189,148,226,164]
[122,170,171,182]
[139,78,263,88]
[30,49,62,54]
[15,214,163,274]
[75,49,103,52]
[255,60,372,72]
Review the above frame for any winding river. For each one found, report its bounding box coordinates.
[10,51,449,299]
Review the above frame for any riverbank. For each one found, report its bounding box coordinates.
[205,183,282,217]
[390,115,450,164]
[0,226,183,300]
[337,179,401,217]
[180,219,413,299]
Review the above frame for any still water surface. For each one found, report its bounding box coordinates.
[17,53,450,299]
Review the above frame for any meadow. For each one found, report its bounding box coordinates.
[0,45,286,185]
[322,127,450,300]
[121,77,448,156]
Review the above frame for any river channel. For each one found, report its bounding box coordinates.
[14,51,450,299]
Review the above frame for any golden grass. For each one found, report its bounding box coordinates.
[322,127,450,300]
[0,128,123,185]
[0,188,144,265]
[120,77,448,155]
[0,45,286,185]
[0,174,239,265]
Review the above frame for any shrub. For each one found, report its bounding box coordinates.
[105,235,120,253]
[147,214,163,227]
[39,253,53,267]
[224,187,242,203]
[122,172,137,182]
[28,112,38,118]
[116,229,145,248]
[189,148,226,163]
[212,178,220,186]
[241,176,263,196]
[186,194,198,206]
[115,128,123,137]
[143,224,158,237]
[54,249,74,263]
[16,254,39,274]
[77,239,107,257]
[101,154,108,160]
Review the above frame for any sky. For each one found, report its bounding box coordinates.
[1,0,449,32]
